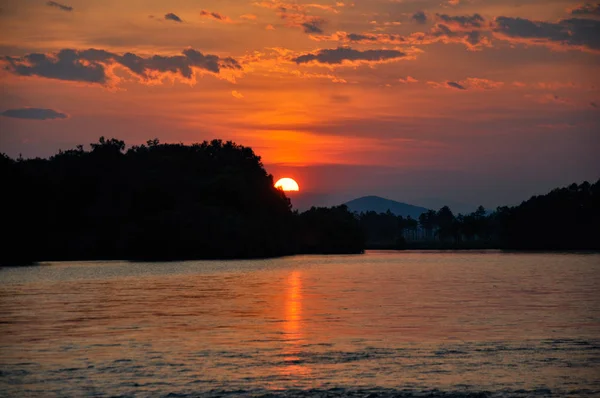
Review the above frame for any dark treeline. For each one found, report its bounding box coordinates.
[356,180,600,250]
[2,138,598,265]
[1,138,363,265]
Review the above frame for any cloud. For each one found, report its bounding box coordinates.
[436,13,486,29]
[312,27,491,51]
[570,3,600,16]
[46,1,72,12]
[254,1,339,14]
[232,90,244,99]
[412,11,427,25]
[254,1,337,34]
[429,25,491,50]
[301,19,326,33]
[446,81,466,90]
[310,31,409,46]
[462,77,504,90]
[591,102,598,108]
[311,13,492,51]
[429,78,504,90]
[164,13,182,23]
[314,13,598,54]
[1,108,68,120]
[240,14,257,20]
[493,16,600,52]
[3,48,242,86]
[292,47,409,66]
[288,69,347,83]
[399,76,418,83]
[426,14,492,50]
[200,10,232,23]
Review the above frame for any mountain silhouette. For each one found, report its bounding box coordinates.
[344,196,429,219]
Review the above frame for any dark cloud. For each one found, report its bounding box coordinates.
[312,29,490,50]
[412,11,427,24]
[164,13,182,23]
[591,102,598,108]
[301,18,326,33]
[436,13,485,29]
[292,47,408,65]
[4,50,109,84]
[447,81,467,90]
[200,10,231,22]
[3,48,241,85]
[345,33,404,43]
[570,3,600,16]
[312,13,491,50]
[1,108,68,120]
[46,1,72,12]
[429,24,490,50]
[493,16,600,52]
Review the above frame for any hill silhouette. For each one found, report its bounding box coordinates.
[352,180,599,251]
[345,196,429,219]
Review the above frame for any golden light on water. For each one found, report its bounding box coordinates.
[281,271,310,377]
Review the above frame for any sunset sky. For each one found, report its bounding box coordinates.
[1,0,599,211]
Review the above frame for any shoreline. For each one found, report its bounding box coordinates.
[5,247,600,267]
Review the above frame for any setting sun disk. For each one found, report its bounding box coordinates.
[275,178,300,192]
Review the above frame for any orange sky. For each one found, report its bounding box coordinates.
[0,0,598,210]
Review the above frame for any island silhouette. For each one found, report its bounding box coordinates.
[1,137,598,265]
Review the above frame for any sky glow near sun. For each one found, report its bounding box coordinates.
[0,0,598,208]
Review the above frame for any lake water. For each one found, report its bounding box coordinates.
[1,251,599,397]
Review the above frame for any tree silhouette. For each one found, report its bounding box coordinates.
[1,138,364,265]
[353,180,598,250]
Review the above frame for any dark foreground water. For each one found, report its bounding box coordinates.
[1,251,599,397]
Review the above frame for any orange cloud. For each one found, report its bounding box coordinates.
[398,76,418,83]
[428,78,504,90]
[253,0,341,33]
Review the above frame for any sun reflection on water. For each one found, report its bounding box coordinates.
[281,271,310,379]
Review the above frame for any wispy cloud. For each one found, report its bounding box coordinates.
[1,107,68,120]
[570,3,600,16]
[200,10,232,23]
[46,1,72,12]
[254,0,340,34]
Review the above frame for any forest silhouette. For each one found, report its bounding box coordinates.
[358,181,599,250]
[1,137,363,265]
[1,137,598,265]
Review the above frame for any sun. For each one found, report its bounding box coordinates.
[275,178,300,192]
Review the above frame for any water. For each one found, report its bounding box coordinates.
[1,251,599,397]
